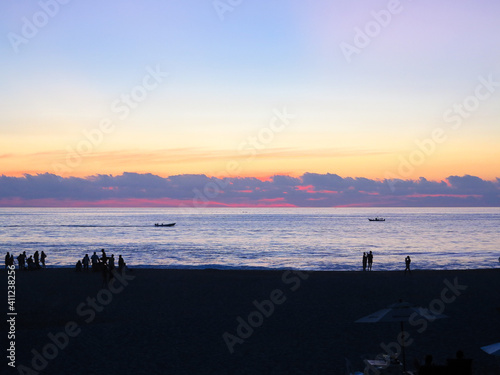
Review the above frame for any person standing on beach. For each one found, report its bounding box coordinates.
[18,252,26,271]
[91,251,100,271]
[405,256,412,275]
[118,255,126,272]
[83,254,90,272]
[362,252,367,271]
[5,252,11,269]
[17,253,25,270]
[34,251,40,269]
[101,249,108,265]
[108,254,115,272]
[367,251,373,271]
[40,251,47,268]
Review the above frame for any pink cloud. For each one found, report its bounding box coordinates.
[0,173,498,207]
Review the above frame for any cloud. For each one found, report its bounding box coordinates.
[0,173,498,207]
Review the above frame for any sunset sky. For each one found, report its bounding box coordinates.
[1,0,499,206]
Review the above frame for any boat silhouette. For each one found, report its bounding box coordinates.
[154,223,176,227]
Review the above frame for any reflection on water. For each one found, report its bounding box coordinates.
[0,207,498,270]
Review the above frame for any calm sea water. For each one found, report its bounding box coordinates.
[0,207,498,271]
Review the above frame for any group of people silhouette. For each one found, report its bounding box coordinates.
[362,251,374,271]
[361,252,413,274]
[4,249,128,276]
[76,249,127,284]
[5,251,47,271]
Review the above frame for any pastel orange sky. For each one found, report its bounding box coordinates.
[2,142,499,182]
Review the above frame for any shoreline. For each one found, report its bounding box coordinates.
[12,264,500,272]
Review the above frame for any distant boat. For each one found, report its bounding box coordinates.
[368,217,385,222]
[154,223,176,227]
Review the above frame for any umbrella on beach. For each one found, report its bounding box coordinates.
[356,300,447,372]
[481,342,500,356]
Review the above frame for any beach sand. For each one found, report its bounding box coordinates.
[6,267,500,374]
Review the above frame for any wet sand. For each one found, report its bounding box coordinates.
[6,268,500,374]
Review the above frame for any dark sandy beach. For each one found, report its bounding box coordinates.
[4,268,500,374]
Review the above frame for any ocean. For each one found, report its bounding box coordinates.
[1,207,499,271]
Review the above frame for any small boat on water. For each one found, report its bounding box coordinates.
[154,223,176,227]
[368,217,385,222]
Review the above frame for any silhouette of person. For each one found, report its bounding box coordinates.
[75,260,82,272]
[40,251,47,268]
[101,249,107,265]
[405,256,411,275]
[5,252,10,269]
[367,251,373,271]
[91,252,100,272]
[18,252,27,271]
[108,254,115,272]
[362,252,367,271]
[27,256,35,271]
[118,255,126,272]
[34,251,40,269]
[82,254,90,272]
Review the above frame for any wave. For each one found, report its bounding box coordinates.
[1,225,164,228]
